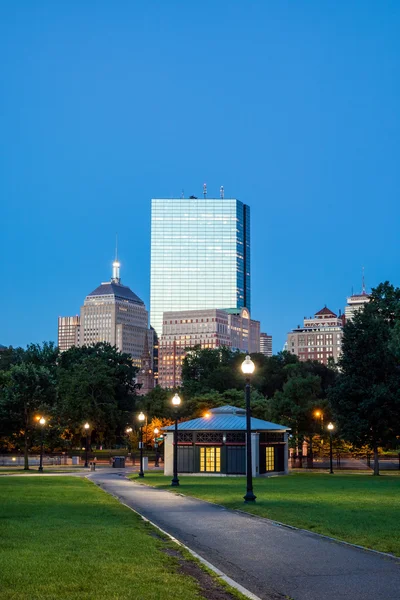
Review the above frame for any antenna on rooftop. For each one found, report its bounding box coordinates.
[220,185,224,199]
[362,266,366,295]
[112,233,121,283]
[203,183,207,198]
[181,189,184,199]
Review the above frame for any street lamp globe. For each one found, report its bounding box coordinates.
[138,412,145,422]
[84,422,90,430]
[241,355,255,375]
[39,417,46,426]
[327,422,334,431]
[154,428,159,435]
[126,427,132,434]
[172,393,181,407]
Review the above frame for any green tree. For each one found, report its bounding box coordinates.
[329,282,400,475]
[268,369,323,465]
[0,363,56,469]
[57,343,138,447]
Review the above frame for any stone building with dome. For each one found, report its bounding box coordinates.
[58,256,152,370]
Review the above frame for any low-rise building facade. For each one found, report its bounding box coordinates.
[260,332,273,357]
[287,306,344,365]
[158,307,260,388]
[58,316,81,352]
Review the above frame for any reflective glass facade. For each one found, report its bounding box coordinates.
[150,198,250,338]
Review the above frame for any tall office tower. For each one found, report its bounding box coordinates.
[260,332,273,357]
[58,316,80,351]
[345,292,370,322]
[79,257,151,368]
[345,272,370,322]
[287,307,344,365]
[150,192,251,339]
[158,307,260,388]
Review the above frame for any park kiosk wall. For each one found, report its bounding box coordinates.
[163,405,290,477]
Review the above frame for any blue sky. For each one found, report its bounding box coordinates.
[1,1,399,352]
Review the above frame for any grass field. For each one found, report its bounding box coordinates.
[0,477,240,600]
[130,472,400,556]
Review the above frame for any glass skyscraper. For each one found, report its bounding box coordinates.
[150,197,250,338]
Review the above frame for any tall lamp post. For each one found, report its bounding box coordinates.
[241,355,256,503]
[171,393,181,487]
[154,428,160,467]
[327,422,334,474]
[84,422,90,468]
[138,412,145,477]
[38,417,46,472]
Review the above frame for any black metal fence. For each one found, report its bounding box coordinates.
[290,452,400,471]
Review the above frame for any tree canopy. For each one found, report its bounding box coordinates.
[329,282,400,474]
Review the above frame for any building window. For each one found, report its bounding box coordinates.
[266,447,275,472]
[200,447,221,473]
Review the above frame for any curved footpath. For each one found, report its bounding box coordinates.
[90,471,400,600]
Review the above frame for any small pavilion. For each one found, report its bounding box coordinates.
[163,405,290,477]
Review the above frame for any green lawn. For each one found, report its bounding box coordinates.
[130,472,400,556]
[0,477,234,600]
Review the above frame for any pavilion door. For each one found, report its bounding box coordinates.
[226,446,246,474]
[177,446,194,473]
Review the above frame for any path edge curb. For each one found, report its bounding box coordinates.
[120,499,263,600]
[130,477,400,563]
[91,477,263,600]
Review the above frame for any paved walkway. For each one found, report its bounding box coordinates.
[91,472,400,600]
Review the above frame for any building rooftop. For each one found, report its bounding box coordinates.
[315,307,337,317]
[163,405,289,432]
[87,282,144,304]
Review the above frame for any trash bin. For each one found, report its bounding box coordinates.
[113,456,125,468]
[90,462,96,472]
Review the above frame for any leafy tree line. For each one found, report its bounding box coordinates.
[1,281,399,475]
[0,343,138,468]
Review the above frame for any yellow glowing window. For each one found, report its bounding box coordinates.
[200,447,221,472]
[266,447,275,472]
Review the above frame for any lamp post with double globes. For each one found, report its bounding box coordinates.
[241,355,256,503]
[84,422,90,468]
[327,422,334,474]
[138,412,145,477]
[38,417,46,472]
[171,393,181,487]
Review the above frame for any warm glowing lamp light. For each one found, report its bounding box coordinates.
[327,422,334,431]
[138,412,145,422]
[172,393,181,407]
[241,355,255,375]
[39,417,46,426]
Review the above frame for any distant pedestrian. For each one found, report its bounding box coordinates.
[155,449,161,467]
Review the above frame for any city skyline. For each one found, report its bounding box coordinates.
[1,2,399,351]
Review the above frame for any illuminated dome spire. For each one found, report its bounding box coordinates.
[111,234,120,283]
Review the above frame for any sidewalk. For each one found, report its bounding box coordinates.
[91,472,400,600]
